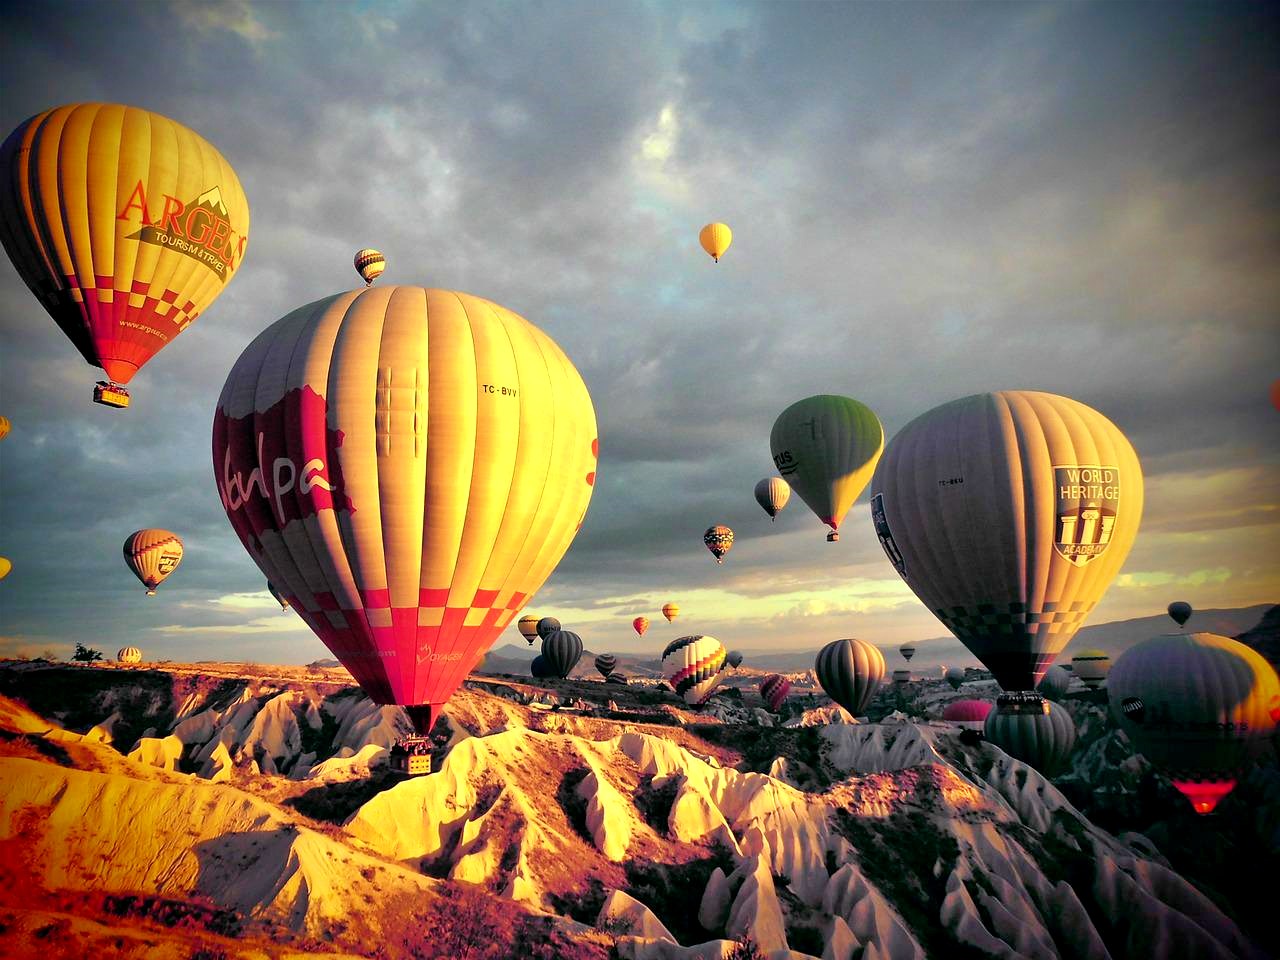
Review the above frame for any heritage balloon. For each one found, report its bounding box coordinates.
[1108,632,1280,814]
[984,698,1077,777]
[212,286,598,735]
[1070,649,1111,689]
[1167,601,1192,627]
[662,602,680,622]
[698,222,732,262]
[869,391,1143,692]
[594,653,618,678]
[518,615,541,645]
[754,477,791,520]
[760,674,791,712]
[662,634,728,706]
[815,639,885,717]
[117,646,142,664]
[0,103,250,403]
[354,248,386,285]
[771,395,883,542]
[633,616,649,637]
[703,525,734,563]
[541,629,583,679]
[123,529,183,596]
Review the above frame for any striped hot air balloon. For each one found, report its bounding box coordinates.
[703,525,734,563]
[537,617,562,641]
[870,391,1142,693]
[892,669,911,685]
[541,630,583,679]
[595,653,618,678]
[662,602,680,622]
[0,415,9,441]
[1108,633,1280,814]
[1070,649,1111,689]
[633,617,649,637]
[353,248,386,285]
[815,639,885,717]
[984,697,1077,777]
[117,646,142,664]
[662,635,728,706]
[727,650,744,669]
[123,529,183,595]
[899,644,916,662]
[605,672,628,685]
[212,286,598,735]
[1036,665,1072,701]
[760,674,791,712]
[945,667,966,690]
[754,477,791,520]
[1,103,250,402]
[517,615,540,645]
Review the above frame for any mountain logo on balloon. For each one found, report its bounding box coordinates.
[870,494,905,575]
[120,180,246,279]
[1053,465,1121,566]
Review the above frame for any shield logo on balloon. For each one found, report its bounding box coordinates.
[1053,466,1120,566]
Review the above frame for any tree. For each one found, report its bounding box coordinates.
[71,643,103,663]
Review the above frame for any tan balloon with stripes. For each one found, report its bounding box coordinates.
[212,286,598,734]
[869,391,1143,692]
[0,103,249,388]
[123,529,184,595]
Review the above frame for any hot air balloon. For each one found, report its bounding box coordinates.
[699,222,732,262]
[703,525,734,563]
[760,674,791,712]
[595,653,618,678]
[1109,632,1280,814]
[605,672,628,686]
[530,655,554,679]
[123,529,183,596]
[1036,664,1071,702]
[537,617,563,641]
[771,395,883,542]
[869,391,1143,692]
[754,477,791,520]
[212,286,598,736]
[0,557,10,581]
[1167,601,1192,627]
[945,667,966,690]
[727,650,744,669]
[542,629,584,679]
[1,103,250,407]
[815,639,885,718]
[1272,379,1280,412]
[942,699,992,729]
[354,248,386,286]
[892,669,912,685]
[268,581,290,610]
[662,635,728,706]
[899,644,916,662]
[518,615,540,645]
[0,416,9,440]
[633,617,650,637]
[117,646,142,664]
[662,602,680,622]
[1070,649,1111,689]
[984,697,1077,776]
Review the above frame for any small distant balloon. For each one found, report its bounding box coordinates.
[754,477,791,520]
[892,669,911,684]
[1271,378,1280,411]
[945,667,966,691]
[727,650,744,669]
[0,416,9,441]
[760,674,791,712]
[354,248,386,285]
[899,644,916,662]
[699,222,732,262]
[663,635,728,706]
[0,557,10,580]
[595,653,618,678]
[1070,649,1111,689]
[518,615,540,645]
[541,629,583,679]
[633,617,650,637]
[1036,665,1072,702]
[123,529,183,596]
[1167,601,1192,627]
[815,638,885,717]
[662,602,680,622]
[704,525,734,563]
[537,617,562,640]
[942,699,992,728]
[117,646,142,664]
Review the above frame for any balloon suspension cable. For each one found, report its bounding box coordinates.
[404,704,438,737]
[827,531,839,542]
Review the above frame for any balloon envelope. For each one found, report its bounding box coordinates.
[727,650,744,669]
[518,615,540,645]
[663,635,728,706]
[541,630,583,679]
[633,617,649,637]
[117,646,142,663]
[123,529,183,595]
[354,248,386,285]
[754,477,791,520]
[212,287,597,734]
[662,602,680,622]
[537,617,562,641]
[984,698,1077,776]
[1070,649,1111,689]
[770,395,883,539]
[943,699,992,726]
[530,655,554,679]
[1167,601,1192,627]
[760,674,791,712]
[0,416,9,441]
[699,222,732,262]
[870,391,1143,692]
[704,525,734,563]
[1036,665,1072,701]
[945,667,966,690]
[815,639,885,717]
[595,653,617,678]
[899,644,915,662]
[1108,632,1280,814]
[1,103,250,387]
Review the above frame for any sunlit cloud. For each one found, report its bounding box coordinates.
[172,0,275,45]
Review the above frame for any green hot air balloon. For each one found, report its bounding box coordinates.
[815,638,886,718]
[1108,632,1280,814]
[984,696,1077,777]
[869,391,1143,693]
[541,629,583,679]
[770,395,884,542]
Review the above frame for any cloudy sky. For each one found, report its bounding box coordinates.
[0,1,1276,671]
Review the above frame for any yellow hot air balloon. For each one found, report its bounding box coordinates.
[699,222,732,262]
[117,646,142,664]
[870,391,1143,693]
[354,248,386,285]
[0,103,250,406]
[770,395,884,541]
[0,415,9,440]
[213,286,598,735]
[123,529,183,595]
[662,602,680,622]
[0,557,11,580]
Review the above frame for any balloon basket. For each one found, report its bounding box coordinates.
[995,691,1049,716]
[389,736,434,775]
[93,381,130,408]
[827,531,839,542]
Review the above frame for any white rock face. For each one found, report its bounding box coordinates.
[598,889,676,942]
